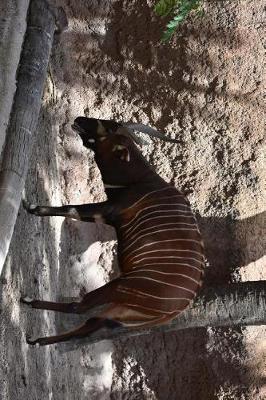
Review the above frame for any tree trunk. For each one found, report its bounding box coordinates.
[0,0,56,278]
[0,0,30,157]
[62,281,266,350]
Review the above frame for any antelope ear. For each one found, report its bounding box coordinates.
[112,144,130,162]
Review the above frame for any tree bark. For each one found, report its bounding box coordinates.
[0,0,57,278]
[0,0,30,157]
[61,281,266,350]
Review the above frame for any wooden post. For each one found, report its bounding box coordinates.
[60,281,266,350]
[0,0,57,277]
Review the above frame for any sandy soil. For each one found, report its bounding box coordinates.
[0,0,265,399]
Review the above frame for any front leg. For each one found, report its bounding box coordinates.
[23,200,112,224]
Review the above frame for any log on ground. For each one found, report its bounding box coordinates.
[60,280,266,351]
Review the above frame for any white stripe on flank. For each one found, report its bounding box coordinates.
[123,211,195,237]
[124,269,200,284]
[123,227,199,253]
[125,303,182,315]
[124,239,203,261]
[123,218,197,240]
[122,204,191,229]
[124,187,175,210]
[128,250,204,264]
[124,222,198,240]
[121,276,196,294]
[125,303,167,315]
[140,258,204,266]
[122,320,161,327]
[116,286,191,301]
[117,286,147,299]
[132,261,203,272]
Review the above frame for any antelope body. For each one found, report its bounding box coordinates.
[22,117,204,346]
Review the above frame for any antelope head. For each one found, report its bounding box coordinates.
[72,117,178,186]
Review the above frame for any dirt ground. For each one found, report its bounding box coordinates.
[0,0,265,399]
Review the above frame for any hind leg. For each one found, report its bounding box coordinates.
[22,282,121,346]
[26,317,121,346]
[22,279,174,346]
[26,304,166,346]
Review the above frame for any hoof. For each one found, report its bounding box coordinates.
[26,335,39,346]
[22,200,37,214]
[20,296,33,305]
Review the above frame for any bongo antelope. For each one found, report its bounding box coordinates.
[21,117,205,346]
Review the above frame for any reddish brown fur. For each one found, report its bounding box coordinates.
[21,118,204,346]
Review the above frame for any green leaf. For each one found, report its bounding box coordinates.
[154,0,179,17]
[159,0,203,42]
[167,15,184,27]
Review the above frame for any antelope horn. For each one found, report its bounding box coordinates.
[123,123,180,144]
[116,126,149,146]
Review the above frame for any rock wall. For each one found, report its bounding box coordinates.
[0,1,265,399]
